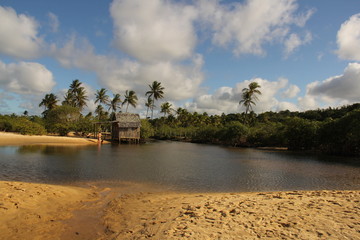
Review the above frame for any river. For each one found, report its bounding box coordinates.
[0,141,359,192]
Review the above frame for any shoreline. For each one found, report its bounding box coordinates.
[0,132,110,146]
[1,180,359,239]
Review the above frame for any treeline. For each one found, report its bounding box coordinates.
[144,103,360,157]
[1,103,359,156]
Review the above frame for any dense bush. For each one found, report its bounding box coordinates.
[0,115,46,135]
[284,117,320,150]
[218,121,249,146]
[318,110,360,156]
[248,122,286,147]
[192,126,220,144]
[140,119,155,139]
[45,105,81,135]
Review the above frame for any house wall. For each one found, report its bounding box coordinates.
[119,127,140,139]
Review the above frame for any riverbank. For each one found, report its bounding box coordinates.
[0,132,109,146]
[1,181,359,239]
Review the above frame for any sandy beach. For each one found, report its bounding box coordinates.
[0,132,107,146]
[1,181,359,240]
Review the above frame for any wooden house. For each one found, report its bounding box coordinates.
[112,113,141,143]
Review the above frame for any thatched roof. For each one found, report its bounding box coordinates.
[115,113,141,128]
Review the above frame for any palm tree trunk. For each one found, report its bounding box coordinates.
[151,95,155,119]
[146,106,149,118]
[126,103,129,113]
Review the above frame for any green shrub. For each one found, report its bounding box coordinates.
[284,117,320,150]
[140,119,155,139]
[219,121,249,146]
[248,122,286,147]
[11,118,47,135]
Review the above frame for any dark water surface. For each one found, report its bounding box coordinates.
[0,141,359,192]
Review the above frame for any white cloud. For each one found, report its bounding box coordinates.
[0,61,55,95]
[197,0,314,56]
[110,0,198,62]
[51,36,204,101]
[282,84,300,98]
[185,77,299,115]
[296,63,360,110]
[336,13,360,61]
[48,12,59,33]
[284,31,312,57]
[307,62,360,102]
[0,6,43,58]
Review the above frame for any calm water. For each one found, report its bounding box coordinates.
[0,141,359,192]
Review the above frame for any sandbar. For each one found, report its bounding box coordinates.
[0,132,107,146]
[1,181,359,240]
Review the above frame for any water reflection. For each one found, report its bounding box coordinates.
[0,141,359,192]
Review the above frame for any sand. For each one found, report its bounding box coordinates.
[1,181,359,240]
[0,132,107,146]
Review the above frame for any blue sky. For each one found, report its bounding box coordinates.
[1,0,360,117]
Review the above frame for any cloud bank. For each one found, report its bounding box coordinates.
[337,13,360,61]
[0,6,43,59]
[0,61,55,95]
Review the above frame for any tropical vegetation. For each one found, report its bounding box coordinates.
[1,79,359,157]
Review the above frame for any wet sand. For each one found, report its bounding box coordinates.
[0,132,107,146]
[1,181,359,240]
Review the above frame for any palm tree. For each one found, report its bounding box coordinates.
[95,104,107,120]
[239,82,261,114]
[62,91,75,106]
[145,81,165,119]
[74,88,88,111]
[122,90,138,112]
[95,88,110,106]
[63,79,88,111]
[160,102,173,117]
[145,97,154,119]
[39,93,58,115]
[109,93,122,113]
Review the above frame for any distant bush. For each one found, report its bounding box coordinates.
[45,105,80,135]
[0,115,47,135]
[192,125,220,144]
[318,110,360,156]
[219,121,249,146]
[12,119,47,135]
[140,119,155,139]
[284,117,320,150]
[248,122,286,147]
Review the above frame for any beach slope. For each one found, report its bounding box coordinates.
[0,132,104,146]
[1,181,359,239]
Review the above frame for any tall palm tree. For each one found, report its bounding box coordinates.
[63,79,88,111]
[95,104,107,120]
[62,91,75,106]
[160,102,173,117]
[39,93,58,116]
[109,93,122,113]
[74,88,88,111]
[95,88,110,106]
[145,81,165,119]
[145,97,154,119]
[239,82,261,114]
[122,90,138,112]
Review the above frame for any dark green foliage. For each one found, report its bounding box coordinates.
[140,119,155,139]
[318,110,360,156]
[192,126,221,144]
[248,122,286,147]
[45,105,81,135]
[218,121,249,146]
[73,115,96,136]
[284,117,320,150]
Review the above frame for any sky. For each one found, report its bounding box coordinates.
[0,0,360,117]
